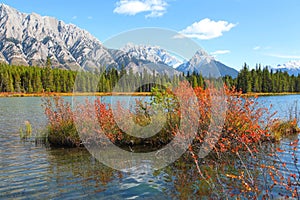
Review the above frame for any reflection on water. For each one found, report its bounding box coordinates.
[0,97,169,199]
[0,96,299,199]
[46,148,168,199]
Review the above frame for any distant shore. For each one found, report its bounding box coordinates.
[0,92,152,98]
[241,92,300,97]
[1,91,300,98]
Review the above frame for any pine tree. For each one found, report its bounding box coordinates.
[192,75,198,88]
[13,72,21,92]
[44,57,54,92]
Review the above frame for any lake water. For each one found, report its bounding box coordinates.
[0,95,299,199]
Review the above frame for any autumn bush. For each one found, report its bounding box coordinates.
[42,96,81,147]
[178,83,300,198]
[42,95,176,149]
[201,86,274,154]
[91,97,176,150]
[42,81,300,198]
[42,81,297,151]
[151,82,278,156]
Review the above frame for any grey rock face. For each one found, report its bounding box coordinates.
[0,4,114,70]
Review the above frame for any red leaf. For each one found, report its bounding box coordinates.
[276,148,285,153]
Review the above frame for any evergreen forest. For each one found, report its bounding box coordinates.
[0,62,300,93]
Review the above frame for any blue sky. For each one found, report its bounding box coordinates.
[1,0,300,70]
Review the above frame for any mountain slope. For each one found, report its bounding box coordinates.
[0,4,116,70]
[176,50,238,78]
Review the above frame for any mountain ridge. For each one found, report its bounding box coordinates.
[0,4,238,78]
[0,3,116,70]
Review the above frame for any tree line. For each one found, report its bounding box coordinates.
[231,63,300,93]
[0,62,182,93]
[0,62,300,93]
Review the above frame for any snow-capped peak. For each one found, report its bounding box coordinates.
[195,49,209,57]
[121,43,183,68]
[271,60,300,76]
[189,49,214,65]
[274,60,300,70]
[0,3,17,12]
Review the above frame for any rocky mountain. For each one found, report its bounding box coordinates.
[272,60,300,76]
[121,44,183,68]
[0,4,119,70]
[0,4,180,76]
[176,50,238,78]
[108,45,180,76]
[0,4,236,78]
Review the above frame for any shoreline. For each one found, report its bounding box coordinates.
[0,92,152,98]
[241,92,300,97]
[1,91,300,98]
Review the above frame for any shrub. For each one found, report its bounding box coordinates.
[271,119,299,141]
[41,82,300,198]
[42,96,81,147]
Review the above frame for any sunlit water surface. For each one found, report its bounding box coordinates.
[0,95,299,199]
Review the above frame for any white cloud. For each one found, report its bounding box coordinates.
[178,18,237,40]
[253,46,261,51]
[113,0,168,18]
[253,46,272,51]
[267,53,300,59]
[211,50,231,55]
[72,16,77,20]
[88,16,93,20]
